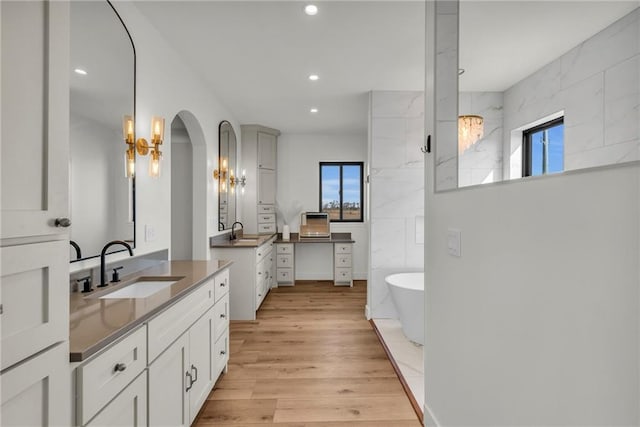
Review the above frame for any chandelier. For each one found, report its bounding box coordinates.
[458,115,484,154]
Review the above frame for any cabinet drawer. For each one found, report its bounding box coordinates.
[277,243,293,254]
[334,268,352,283]
[213,292,229,341]
[256,244,272,263]
[258,213,276,223]
[219,204,228,213]
[85,371,147,427]
[276,268,293,284]
[148,279,214,362]
[335,253,352,268]
[256,258,269,284]
[277,254,293,268]
[258,204,275,214]
[335,243,352,254]
[76,326,147,426]
[219,214,227,224]
[214,268,229,302]
[258,223,276,234]
[213,331,229,377]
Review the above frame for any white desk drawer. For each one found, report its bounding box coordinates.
[147,279,214,362]
[335,243,352,254]
[77,326,147,425]
[277,243,293,254]
[258,205,275,214]
[277,254,293,268]
[258,223,276,234]
[258,213,276,223]
[335,253,352,268]
[276,268,293,283]
[214,268,229,302]
[213,292,229,341]
[335,268,352,282]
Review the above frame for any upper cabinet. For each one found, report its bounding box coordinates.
[240,125,280,234]
[1,0,70,240]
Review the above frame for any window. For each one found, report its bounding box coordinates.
[523,117,564,177]
[319,162,363,222]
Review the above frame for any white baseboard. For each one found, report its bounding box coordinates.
[424,403,441,427]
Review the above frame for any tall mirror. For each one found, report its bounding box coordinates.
[217,121,237,230]
[69,1,136,261]
[435,1,639,191]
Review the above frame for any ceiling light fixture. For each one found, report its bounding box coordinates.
[308,74,319,81]
[74,68,87,75]
[304,4,318,16]
[310,108,318,113]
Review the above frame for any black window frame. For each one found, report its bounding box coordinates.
[522,116,564,177]
[319,161,364,223]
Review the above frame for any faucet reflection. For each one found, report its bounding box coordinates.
[99,240,133,287]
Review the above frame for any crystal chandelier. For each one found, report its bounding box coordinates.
[458,115,484,154]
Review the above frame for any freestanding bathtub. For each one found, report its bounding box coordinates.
[386,272,424,345]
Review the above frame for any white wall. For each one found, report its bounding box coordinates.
[71,2,239,274]
[425,163,639,425]
[276,133,368,280]
[369,91,425,319]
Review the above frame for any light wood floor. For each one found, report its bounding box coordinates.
[193,280,421,427]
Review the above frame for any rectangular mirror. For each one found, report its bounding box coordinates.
[70,0,136,260]
[435,1,639,192]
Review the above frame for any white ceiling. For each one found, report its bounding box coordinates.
[133,1,638,135]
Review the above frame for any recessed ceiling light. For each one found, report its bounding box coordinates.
[308,74,319,81]
[304,4,318,16]
[74,68,87,75]
[310,108,318,113]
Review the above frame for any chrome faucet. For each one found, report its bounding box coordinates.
[230,221,243,240]
[99,240,133,287]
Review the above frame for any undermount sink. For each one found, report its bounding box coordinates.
[235,238,258,243]
[98,276,184,299]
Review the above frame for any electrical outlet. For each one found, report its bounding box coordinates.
[145,224,156,242]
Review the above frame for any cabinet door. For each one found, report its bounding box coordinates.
[1,344,70,427]
[258,169,276,205]
[257,131,276,170]
[188,309,214,425]
[1,240,68,370]
[85,372,147,427]
[1,0,69,240]
[148,333,190,427]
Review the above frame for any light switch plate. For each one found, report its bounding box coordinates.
[145,224,156,242]
[447,228,461,257]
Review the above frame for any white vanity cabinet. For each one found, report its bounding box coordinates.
[0,2,71,426]
[276,243,295,286]
[334,243,354,287]
[240,125,280,234]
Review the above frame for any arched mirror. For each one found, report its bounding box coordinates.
[69,0,135,261]
[217,121,237,230]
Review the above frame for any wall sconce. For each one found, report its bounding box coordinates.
[213,158,228,192]
[230,169,247,195]
[458,114,484,154]
[122,115,165,178]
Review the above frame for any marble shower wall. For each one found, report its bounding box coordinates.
[459,92,504,187]
[369,91,425,319]
[503,8,639,176]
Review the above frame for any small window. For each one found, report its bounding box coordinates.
[523,117,564,177]
[319,162,364,222]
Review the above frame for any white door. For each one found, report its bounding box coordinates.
[188,309,214,424]
[85,372,147,427]
[258,169,276,205]
[1,0,70,240]
[148,333,190,427]
[257,131,276,170]
[1,344,70,426]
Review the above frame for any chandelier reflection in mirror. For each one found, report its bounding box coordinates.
[458,114,484,154]
[214,163,247,195]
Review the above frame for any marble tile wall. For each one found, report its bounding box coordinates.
[369,91,424,319]
[503,8,639,175]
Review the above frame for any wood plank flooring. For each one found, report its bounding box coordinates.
[193,280,421,427]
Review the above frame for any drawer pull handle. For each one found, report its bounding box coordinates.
[220,281,226,287]
[191,364,198,383]
[114,363,127,373]
[220,313,226,319]
[185,371,193,392]
[220,350,226,356]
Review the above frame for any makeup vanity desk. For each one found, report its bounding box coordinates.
[273,232,355,287]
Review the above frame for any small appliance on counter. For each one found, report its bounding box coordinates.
[299,212,330,238]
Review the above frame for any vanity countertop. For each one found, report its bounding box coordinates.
[274,232,354,244]
[69,259,232,362]
[210,233,276,248]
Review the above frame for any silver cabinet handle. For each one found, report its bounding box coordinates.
[54,218,71,227]
[114,363,127,373]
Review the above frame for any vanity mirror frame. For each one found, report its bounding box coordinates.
[217,120,238,231]
[69,0,137,262]
[433,0,640,193]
